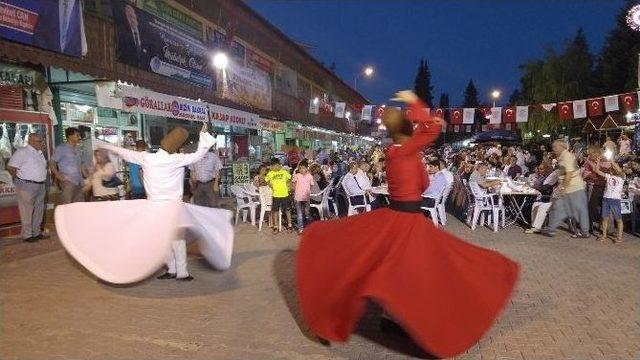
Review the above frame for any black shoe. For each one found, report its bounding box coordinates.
[539,230,555,237]
[157,272,176,280]
[317,337,330,347]
[572,233,590,239]
[33,234,50,240]
[23,237,38,243]
[176,275,194,282]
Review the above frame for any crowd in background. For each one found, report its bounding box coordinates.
[6,122,640,244]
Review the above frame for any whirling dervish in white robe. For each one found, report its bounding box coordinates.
[54,123,234,284]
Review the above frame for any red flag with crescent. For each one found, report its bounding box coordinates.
[558,102,573,120]
[502,107,516,123]
[587,98,603,117]
[620,93,638,111]
[450,108,463,124]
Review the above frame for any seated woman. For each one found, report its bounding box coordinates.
[91,149,119,201]
[253,164,268,187]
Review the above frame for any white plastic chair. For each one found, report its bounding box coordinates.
[468,182,503,232]
[420,195,440,226]
[310,185,331,220]
[437,182,454,225]
[341,179,370,216]
[257,186,281,231]
[230,184,257,226]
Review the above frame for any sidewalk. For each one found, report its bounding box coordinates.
[2,215,639,359]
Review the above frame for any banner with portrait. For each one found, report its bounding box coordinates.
[112,0,214,88]
[0,0,87,57]
[223,63,272,111]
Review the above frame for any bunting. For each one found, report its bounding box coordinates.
[503,107,516,123]
[303,89,639,128]
[463,108,475,124]
[516,106,528,123]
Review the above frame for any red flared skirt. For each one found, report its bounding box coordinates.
[296,208,519,358]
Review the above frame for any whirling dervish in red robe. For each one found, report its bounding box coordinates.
[296,90,520,358]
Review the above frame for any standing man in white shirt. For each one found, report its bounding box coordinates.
[189,148,223,207]
[8,133,48,242]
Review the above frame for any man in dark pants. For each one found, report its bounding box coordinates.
[189,148,223,207]
[8,133,48,242]
[583,147,610,234]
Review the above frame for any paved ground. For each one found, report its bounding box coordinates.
[1,214,639,360]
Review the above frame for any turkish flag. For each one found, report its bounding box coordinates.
[587,98,604,117]
[558,102,573,120]
[502,107,516,123]
[620,93,638,111]
[450,108,463,124]
[433,108,445,118]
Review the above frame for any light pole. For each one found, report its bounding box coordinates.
[491,90,501,107]
[354,66,374,91]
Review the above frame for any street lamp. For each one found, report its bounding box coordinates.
[491,90,500,107]
[354,66,374,91]
[213,52,229,69]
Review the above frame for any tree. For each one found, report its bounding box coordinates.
[413,58,434,106]
[562,27,595,99]
[596,0,640,94]
[508,89,522,105]
[438,93,450,109]
[462,79,480,108]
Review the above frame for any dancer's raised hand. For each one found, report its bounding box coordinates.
[391,90,419,104]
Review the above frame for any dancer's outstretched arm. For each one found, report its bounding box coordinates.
[97,141,145,165]
[393,91,442,155]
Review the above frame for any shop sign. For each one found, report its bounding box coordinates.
[274,64,298,97]
[120,85,208,122]
[140,0,204,41]
[208,103,259,129]
[232,162,250,184]
[223,63,272,111]
[0,65,36,86]
[0,182,17,208]
[258,118,285,133]
[246,48,274,74]
[206,28,246,64]
[285,121,296,139]
[112,0,214,88]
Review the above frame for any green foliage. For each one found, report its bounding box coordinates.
[413,58,434,106]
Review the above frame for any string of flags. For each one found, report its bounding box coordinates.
[307,90,640,133]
